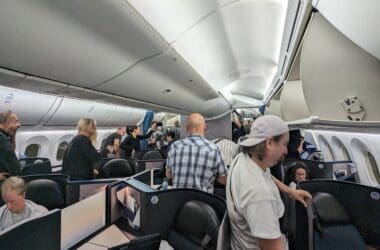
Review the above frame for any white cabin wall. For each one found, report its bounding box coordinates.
[302,129,380,187]
[16,129,116,166]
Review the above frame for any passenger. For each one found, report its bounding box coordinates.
[0,110,21,184]
[150,122,165,150]
[166,113,227,193]
[147,121,158,149]
[213,138,239,168]
[227,115,311,250]
[62,118,101,180]
[0,177,48,232]
[161,130,176,152]
[232,117,246,143]
[120,125,155,158]
[100,127,126,158]
[172,120,181,140]
[286,129,303,161]
[288,162,308,189]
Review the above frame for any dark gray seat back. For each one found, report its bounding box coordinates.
[168,200,221,250]
[311,192,366,250]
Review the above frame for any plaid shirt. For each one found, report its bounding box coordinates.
[166,134,227,193]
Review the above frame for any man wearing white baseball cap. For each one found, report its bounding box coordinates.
[226,115,311,250]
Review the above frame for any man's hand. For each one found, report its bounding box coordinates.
[0,172,10,181]
[289,189,312,207]
[93,169,99,176]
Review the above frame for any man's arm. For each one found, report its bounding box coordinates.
[216,175,227,185]
[272,176,312,207]
[166,169,172,181]
[258,238,284,250]
[113,138,121,158]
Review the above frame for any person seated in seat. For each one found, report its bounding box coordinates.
[0,177,48,232]
[288,162,308,189]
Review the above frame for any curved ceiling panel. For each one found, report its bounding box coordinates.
[0,86,57,126]
[314,0,380,61]
[128,0,288,101]
[0,0,168,86]
[171,0,287,93]
[301,13,380,121]
[96,48,229,117]
[127,0,236,43]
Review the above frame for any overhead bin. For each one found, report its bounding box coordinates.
[104,106,146,127]
[300,13,380,121]
[265,99,283,118]
[0,0,168,87]
[44,97,147,127]
[44,98,101,126]
[280,80,310,122]
[0,86,58,126]
[314,0,380,61]
[96,48,229,118]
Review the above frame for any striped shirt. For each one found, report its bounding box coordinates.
[166,134,227,193]
[213,138,239,167]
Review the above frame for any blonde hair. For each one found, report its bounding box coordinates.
[1,176,26,195]
[77,118,97,144]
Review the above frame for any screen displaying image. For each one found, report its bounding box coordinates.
[117,186,141,230]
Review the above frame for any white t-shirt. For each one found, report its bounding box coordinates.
[226,153,285,250]
[289,181,297,189]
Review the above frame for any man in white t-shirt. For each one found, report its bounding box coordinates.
[0,177,48,232]
[226,115,311,250]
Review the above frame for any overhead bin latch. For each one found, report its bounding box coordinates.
[340,96,365,121]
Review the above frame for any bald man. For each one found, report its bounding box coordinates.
[166,113,227,193]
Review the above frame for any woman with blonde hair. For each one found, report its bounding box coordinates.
[62,118,101,180]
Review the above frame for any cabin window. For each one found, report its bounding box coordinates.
[318,135,334,161]
[342,146,351,161]
[365,151,380,184]
[24,144,40,158]
[56,141,68,161]
[332,137,351,161]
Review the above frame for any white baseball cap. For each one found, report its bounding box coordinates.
[239,115,289,147]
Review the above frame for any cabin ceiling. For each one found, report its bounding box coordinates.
[0,0,301,118]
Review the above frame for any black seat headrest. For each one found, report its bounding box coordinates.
[142,151,163,161]
[26,179,65,210]
[102,159,134,177]
[312,192,350,226]
[174,200,220,246]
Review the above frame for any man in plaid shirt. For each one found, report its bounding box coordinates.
[166,113,228,193]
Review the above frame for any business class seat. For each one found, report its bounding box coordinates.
[310,192,366,250]
[167,200,220,250]
[142,150,164,161]
[26,179,65,210]
[102,159,134,178]
[21,161,52,176]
